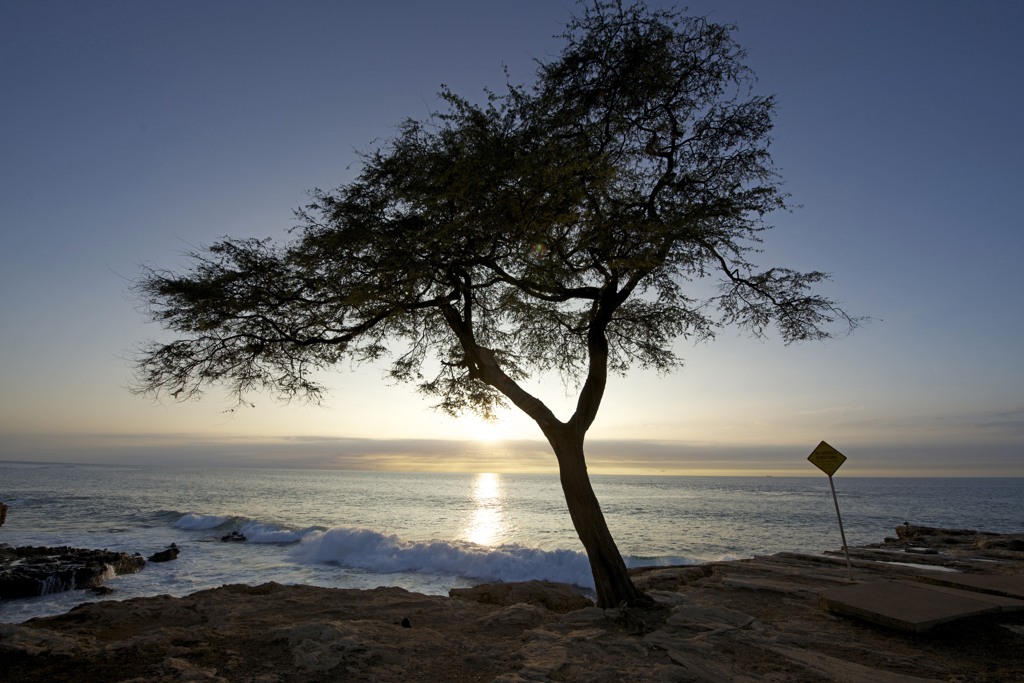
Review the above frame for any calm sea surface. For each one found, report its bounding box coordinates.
[2,461,1022,623]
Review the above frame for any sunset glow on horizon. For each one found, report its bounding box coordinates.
[1,1,1021,477]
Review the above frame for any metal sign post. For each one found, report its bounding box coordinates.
[808,441,853,581]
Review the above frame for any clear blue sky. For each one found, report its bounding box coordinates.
[1,1,1021,475]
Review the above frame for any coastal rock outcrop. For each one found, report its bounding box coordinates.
[0,545,145,600]
[449,580,594,614]
[895,523,980,542]
[0,502,7,527]
[147,545,180,562]
[4,525,1024,683]
[886,524,1024,558]
[5,542,1022,683]
[628,564,713,591]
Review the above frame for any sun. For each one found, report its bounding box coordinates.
[468,420,504,441]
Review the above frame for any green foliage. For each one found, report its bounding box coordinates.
[132,0,857,424]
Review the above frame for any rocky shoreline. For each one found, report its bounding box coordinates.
[0,545,146,601]
[1,527,1022,682]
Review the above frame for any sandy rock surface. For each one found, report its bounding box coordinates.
[0,565,1020,681]
[449,579,594,614]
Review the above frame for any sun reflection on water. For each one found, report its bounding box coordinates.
[463,473,507,546]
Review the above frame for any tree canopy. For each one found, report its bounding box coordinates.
[132,1,858,607]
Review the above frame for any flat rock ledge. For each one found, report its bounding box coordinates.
[449,579,594,614]
[0,545,145,600]
[1,526,1022,683]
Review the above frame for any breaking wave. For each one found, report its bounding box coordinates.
[172,513,234,530]
[238,520,321,543]
[171,512,321,542]
[290,526,597,589]
[166,515,704,589]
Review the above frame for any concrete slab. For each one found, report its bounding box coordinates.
[914,572,1024,599]
[896,579,1024,609]
[818,580,1016,632]
[721,577,804,594]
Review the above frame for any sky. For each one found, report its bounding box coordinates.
[1,1,1021,476]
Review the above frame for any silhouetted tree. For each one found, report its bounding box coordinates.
[132,1,858,607]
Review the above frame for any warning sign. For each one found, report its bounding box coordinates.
[808,441,847,476]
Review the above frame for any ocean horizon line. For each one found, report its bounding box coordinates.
[2,458,1023,479]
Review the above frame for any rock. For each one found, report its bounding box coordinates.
[522,628,563,642]
[2,548,1020,683]
[0,545,145,600]
[0,502,7,527]
[629,565,713,591]
[884,526,1024,560]
[894,525,977,541]
[449,580,594,614]
[478,603,549,626]
[159,657,224,681]
[976,537,1024,551]
[0,622,94,656]
[646,590,690,606]
[221,531,246,542]
[665,650,735,683]
[666,605,755,630]
[147,547,180,562]
[91,585,115,595]
[618,602,652,635]
[560,606,606,624]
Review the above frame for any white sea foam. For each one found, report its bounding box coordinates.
[40,574,73,595]
[240,521,319,543]
[290,526,597,589]
[173,513,232,530]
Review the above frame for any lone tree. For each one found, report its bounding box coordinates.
[132,1,857,607]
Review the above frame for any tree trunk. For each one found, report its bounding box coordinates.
[549,429,646,608]
[442,304,645,607]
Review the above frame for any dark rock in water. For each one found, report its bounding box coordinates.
[90,585,115,595]
[147,547,180,562]
[221,531,246,543]
[0,502,7,527]
[976,537,1024,552]
[895,524,978,541]
[0,545,145,601]
[885,525,1024,561]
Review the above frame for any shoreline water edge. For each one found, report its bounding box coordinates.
[2,465,1024,625]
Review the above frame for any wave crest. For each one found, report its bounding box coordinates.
[173,513,233,530]
[290,526,596,589]
[240,521,320,543]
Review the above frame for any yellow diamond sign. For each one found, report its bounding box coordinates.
[808,441,847,476]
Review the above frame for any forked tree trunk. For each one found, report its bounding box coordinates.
[443,303,645,607]
[549,429,646,608]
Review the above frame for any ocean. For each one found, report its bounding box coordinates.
[2,461,1022,623]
